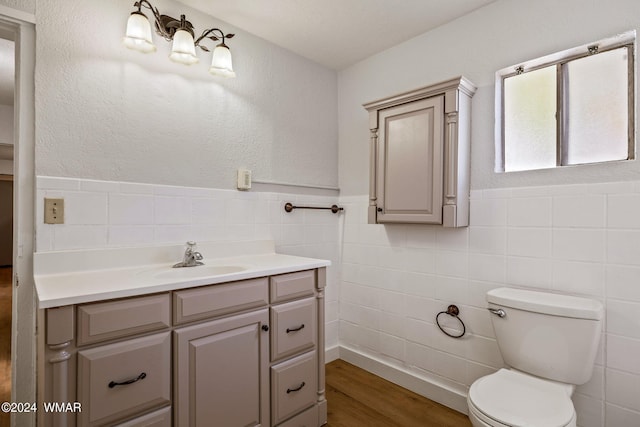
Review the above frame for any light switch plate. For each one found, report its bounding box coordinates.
[44,198,64,224]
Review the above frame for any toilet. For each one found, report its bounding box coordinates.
[467,287,603,427]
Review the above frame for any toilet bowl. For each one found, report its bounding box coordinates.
[467,288,603,427]
[467,369,576,427]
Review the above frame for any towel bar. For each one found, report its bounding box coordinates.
[284,202,343,214]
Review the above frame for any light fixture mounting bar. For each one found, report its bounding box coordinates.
[134,0,195,41]
[195,28,235,52]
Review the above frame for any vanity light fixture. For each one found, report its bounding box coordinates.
[123,0,236,77]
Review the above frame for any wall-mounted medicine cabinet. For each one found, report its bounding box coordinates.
[363,76,476,227]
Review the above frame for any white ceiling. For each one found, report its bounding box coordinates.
[180,0,497,70]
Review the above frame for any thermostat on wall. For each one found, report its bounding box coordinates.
[237,168,252,190]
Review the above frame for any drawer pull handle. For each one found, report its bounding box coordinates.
[286,324,305,333]
[286,381,306,394]
[108,372,147,389]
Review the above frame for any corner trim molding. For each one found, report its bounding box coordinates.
[0,5,35,24]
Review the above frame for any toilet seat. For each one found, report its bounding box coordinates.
[468,369,576,427]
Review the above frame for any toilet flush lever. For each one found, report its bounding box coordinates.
[488,308,506,318]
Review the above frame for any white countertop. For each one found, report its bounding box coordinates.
[34,241,330,308]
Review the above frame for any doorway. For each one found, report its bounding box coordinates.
[0,34,14,427]
[0,7,35,427]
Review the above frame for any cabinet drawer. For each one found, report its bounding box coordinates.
[271,351,317,426]
[276,404,318,427]
[173,278,269,324]
[270,270,315,303]
[77,332,171,427]
[113,406,171,427]
[77,294,170,346]
[271,297,316,361]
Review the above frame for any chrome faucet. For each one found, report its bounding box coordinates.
[173,241,204,268]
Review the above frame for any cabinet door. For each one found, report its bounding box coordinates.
[377,95,444,223]
[174,309,269,427]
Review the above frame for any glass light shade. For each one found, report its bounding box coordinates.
[209,44,236,78]
[123,12,156,53]
[169,29,199,65]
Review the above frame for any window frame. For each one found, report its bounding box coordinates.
[495,31,636,173]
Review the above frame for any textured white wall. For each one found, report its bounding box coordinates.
[0,104,13,145]
[0,160,10,174]
[0,0,34,15]
[338,0,640,195]
[35,0,338,190]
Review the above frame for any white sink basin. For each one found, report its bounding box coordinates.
[151,265,247,279]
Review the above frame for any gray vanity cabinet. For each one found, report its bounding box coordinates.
[38,268,327,427]
[364,76,476,227]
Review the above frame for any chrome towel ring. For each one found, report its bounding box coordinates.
[436,304,466,338]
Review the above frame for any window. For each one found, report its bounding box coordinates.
[496,31,635,172]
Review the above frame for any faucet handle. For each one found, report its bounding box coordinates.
[186,241,196,247]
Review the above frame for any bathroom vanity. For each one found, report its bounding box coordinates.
[34,241,330,427]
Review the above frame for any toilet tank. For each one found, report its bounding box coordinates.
[487,287,603,385]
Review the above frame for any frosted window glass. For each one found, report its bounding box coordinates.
[504,66,557,172]
[563,47,629,165]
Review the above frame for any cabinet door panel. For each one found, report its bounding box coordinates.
[174,309,269,427]
[377,95,444,223]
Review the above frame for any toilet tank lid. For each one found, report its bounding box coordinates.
[487,288,603,320]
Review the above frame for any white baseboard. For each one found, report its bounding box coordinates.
[334,345,470,415]
[325,345,340,363]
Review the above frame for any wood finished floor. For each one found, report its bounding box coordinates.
[0,267,11,427]
[326,359,472,427]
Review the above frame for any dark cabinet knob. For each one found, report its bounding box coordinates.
[261,325,269,332]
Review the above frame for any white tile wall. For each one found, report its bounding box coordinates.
[37,176,640,426]
[36,176,342,353]
[339,181,640,427]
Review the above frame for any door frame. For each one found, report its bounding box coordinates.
[0,5,35,427]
